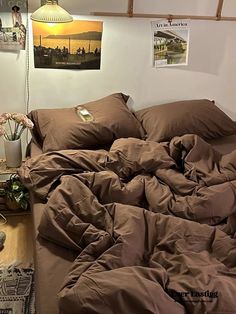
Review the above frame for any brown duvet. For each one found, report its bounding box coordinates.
[19,134,236,314]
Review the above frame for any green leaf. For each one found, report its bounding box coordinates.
[0,189,6,196]
[4,174,29,210]
[20,199,28,210]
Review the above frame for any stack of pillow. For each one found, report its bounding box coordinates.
[28,93,236,153]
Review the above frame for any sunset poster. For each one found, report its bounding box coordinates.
[32,20,103,69]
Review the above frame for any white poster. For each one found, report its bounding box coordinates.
[152,19,190,68]
[0,0,28,51]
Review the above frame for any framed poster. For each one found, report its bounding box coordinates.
[152,19,190,67]
[0,0,27,51]
[32,20,103,70]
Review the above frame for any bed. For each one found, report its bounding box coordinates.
[18,94,236,314]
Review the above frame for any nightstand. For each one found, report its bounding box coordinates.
[0,159,33,267]
[0,215,33,267]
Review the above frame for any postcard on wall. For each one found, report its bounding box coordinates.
[0,0,27,51]
[32,20,103,70]
[152,19,190,68]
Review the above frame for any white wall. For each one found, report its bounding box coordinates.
[1,0,236,157]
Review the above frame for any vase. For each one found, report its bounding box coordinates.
[4,138,22,168]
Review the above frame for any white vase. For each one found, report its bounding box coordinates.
[4,138,22,168]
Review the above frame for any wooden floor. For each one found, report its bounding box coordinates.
[0,214,33,267]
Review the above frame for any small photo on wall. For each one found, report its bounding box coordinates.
[0,0,27,51]
[32,20,103,70]
[152,19,190,67]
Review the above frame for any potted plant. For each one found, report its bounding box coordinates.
[0,174,29,211]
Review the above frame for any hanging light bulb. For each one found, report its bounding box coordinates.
[31,0,73,23]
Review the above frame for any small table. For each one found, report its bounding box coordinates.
[0,214,33,267]
[0,159,33,267]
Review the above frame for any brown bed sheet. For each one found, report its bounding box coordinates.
[29,134,236,314]
[207,133,236,154]
[30,142,76,314]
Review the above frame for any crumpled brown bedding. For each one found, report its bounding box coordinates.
[19,134,236,314]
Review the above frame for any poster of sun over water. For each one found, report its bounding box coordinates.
[32,20,103,70]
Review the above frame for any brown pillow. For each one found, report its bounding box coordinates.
[135,99,236,142]
[28,93,144,152]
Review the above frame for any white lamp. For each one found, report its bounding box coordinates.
[31,0,73,23]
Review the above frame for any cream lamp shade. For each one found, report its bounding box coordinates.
[31,0,73,23]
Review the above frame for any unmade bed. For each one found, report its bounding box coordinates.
[18,94,236,314]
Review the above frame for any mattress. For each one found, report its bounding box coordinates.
[30,142,76,314]
[30,134,236,314]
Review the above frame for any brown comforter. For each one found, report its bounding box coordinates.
[19,135,236,314]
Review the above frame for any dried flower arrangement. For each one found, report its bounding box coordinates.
[0,113,34,141]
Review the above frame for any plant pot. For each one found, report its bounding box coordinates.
[5,198,21,211]
[4,138,22,168]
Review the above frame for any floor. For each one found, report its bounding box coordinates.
[0,214,33,267]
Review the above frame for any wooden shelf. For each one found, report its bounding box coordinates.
[0,208,31,216]
[0,215,33,267]
[92,0,236,21]
[0,159,19,175]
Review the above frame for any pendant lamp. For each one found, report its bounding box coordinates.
[31,0,73,23]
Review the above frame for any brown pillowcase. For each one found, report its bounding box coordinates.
[135,99,236,142]
[28,93,144,153]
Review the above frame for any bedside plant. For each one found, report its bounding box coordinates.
[0,174,29,211]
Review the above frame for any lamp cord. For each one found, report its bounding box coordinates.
[25,0,30,144]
